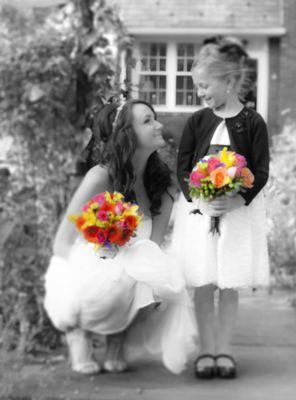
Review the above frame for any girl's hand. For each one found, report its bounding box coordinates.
[200,194,245,217]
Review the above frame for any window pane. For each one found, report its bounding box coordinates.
[186,76,193,89]
[177,44,185,57]
[187,58,194,71]
[159,58,166,71]
[176,76,184,89]
[159,44,166,56]
[150,92,157,104]
[159,91,166,105]
[139,75,167,106]
[140,44,149,56]
[187,44,194,57]
[140,76,155,90]
[150,58,157,71]
[159,75,166,89]
[177,59,184,71]
[177,43,198,73]
[151,43,157,56]
[176,75,201,106]
[176,91,184,105]
[139,43,167,72]
[141,59,148,71]
[186,92,194,105]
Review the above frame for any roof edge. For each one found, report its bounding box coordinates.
[128,27,286,37]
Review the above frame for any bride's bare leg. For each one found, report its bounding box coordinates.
[103,305,156,372]
[104,331,128,372]
[66,328,101,374]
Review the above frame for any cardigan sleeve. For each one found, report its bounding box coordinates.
[177,115,196,201]
[239,114,270,205]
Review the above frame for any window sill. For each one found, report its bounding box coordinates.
[153,105,204,113]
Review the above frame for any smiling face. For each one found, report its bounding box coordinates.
[192,66,230,110]
[131,103,165,150]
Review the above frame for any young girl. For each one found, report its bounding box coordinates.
[44,99,197,375]
[171,39,270,379]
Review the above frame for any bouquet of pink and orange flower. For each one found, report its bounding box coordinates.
[189,147,254,234]
[69,191,142,255]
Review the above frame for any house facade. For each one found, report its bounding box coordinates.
[8,0,296,139]
[113,0,296,141]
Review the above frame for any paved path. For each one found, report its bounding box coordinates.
[1,289,296,400]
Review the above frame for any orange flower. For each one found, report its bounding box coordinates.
[241,168,254,189]
[100,202,116,214]
[118,229,133,246]
[75,216,86,231]
[124,215,138,230]
[210,167,231,189]
[83,226,100,244]
[108,224,123,244]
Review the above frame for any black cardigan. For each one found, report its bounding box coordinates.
[177,106,270,205]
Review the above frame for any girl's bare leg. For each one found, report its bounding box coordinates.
[217,288,239,367]
[194,284,216,368]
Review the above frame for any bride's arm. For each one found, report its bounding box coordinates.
[53,165,110,258]
[150,186,176,246]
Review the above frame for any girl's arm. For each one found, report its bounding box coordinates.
[53,165,110,258]
[150,187,176,246]
[177,116,196,201]
[239,114,270,205]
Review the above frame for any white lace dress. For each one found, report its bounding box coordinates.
[44,218,198,374]
[169,120,270,289]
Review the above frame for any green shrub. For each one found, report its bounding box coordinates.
[266,122,296,286]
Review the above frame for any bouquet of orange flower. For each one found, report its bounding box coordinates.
[189,147,254,234]
[69,191,142,254]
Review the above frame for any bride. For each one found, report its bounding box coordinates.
[44,99,197,374]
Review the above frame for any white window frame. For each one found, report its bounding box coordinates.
[130,36,269,121]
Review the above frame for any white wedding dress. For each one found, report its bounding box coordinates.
[44,218,198,374]
[168,121,270,289]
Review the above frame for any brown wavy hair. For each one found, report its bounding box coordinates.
[87,99,173,216]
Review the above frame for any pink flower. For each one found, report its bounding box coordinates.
[82,200,94,212]
[115,201,124,215]
[97,228,108,244]
[227,166,237,178]
[190,170,206,188]
[235,154,247,172]
[207,157,223,173]
[92,193,106,205]
[97,210,109,221]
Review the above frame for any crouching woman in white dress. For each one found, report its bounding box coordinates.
[44,99,197,375]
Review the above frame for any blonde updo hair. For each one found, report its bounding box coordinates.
[192,37,254,99]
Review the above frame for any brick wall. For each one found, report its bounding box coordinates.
[117,0,295,137]
[114,0,282,30]
[277,0,296,130]
[268,37,281,136]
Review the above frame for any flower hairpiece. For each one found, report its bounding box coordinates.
[112,102,125,133]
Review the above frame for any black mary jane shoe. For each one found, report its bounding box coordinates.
[194,354,216,379]
[215,354,237,379]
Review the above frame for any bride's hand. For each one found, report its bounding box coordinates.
[99,246,118,259]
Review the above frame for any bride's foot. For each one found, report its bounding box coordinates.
[103,359,128,373]
[73,360,101,374]
[103,332,128,373]
[66,328,101,375]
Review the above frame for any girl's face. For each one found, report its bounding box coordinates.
[131,103,165,150]
[192,67,230,110]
